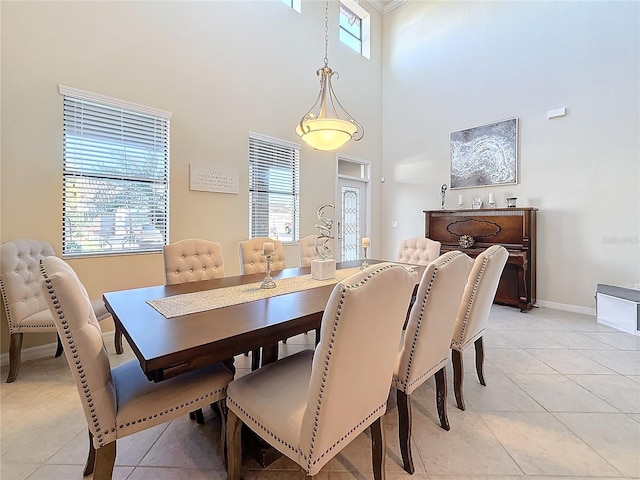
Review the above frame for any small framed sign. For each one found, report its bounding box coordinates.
[189,164,239,194]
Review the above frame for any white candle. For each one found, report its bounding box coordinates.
[262,242,274,255]
[458,194,464,205]
[488,193,495,204]
[361,237,370,248]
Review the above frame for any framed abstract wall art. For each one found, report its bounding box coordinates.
[450,118,518,189]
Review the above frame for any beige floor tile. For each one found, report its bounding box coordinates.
[484,348,557,375]
[480,411,621,476]
[139,413,226,469]
[457,372,544,412]
[553,412,640,478]
[567,374,640,413]
[0,462,39,480]
[508,373,618,412]
[127,466,227,479]
[410,409,522,475]
[540,330,617,350]
[483,330,566,349]
[583,332,640,350]
[577,349,640,375]
[525,348,618,374]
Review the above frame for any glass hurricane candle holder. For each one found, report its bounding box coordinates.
[260,253,277,289]
[360,246,369,270]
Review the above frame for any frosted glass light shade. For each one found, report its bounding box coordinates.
[296,118,357,151]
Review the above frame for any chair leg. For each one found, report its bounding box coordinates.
[452,349,466,411]
[434,366,450,431]
[226,410,243,480]
[93,441,116,480]
[55,333,64,357]
[396,389,414,474]
[6,333,23,383]
[84,429,96,476]
[475,336,486,386]
[188,408,205,424]
[370,416,386,480]
[114,324,124,355]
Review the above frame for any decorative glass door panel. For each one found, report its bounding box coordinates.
[340,184,361,261]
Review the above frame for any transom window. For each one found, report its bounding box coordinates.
[249,133,300,243]
[59,86,170,257]
[279,0,301,13]
[339,0,371,59]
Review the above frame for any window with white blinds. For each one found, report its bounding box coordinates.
[59,86,170,257]
[249,133,300,243]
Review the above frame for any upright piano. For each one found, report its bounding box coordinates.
[424,208,537,311]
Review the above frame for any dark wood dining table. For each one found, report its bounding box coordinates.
[103,260,380,383]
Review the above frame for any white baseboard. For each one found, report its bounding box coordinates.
[536,300,596,317]
[1,331,113,367]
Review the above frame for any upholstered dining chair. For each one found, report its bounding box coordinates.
[40,256,233,480]
[162,238,226,423]
[396,237,442,266]
[226,262,419,479]
[0,238,121,383]
[163,238,225,284]
[451,245,509,411]
[297,234,318,267]
[237,237,286,274]
[392,251,474,474]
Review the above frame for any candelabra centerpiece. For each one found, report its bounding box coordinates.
[260,242,277,289]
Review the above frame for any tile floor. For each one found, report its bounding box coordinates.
[1,305,639,480]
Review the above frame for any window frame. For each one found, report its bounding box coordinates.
[339,0,371,59]
[248,132,300,244]
[59,85,171,258]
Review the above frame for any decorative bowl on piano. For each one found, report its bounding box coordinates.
[458,235,475,248]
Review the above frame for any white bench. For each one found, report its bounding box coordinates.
[596,284,640,335]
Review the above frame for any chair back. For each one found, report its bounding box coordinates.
[163,239,225,285]
[297,235,317,267]
[0,239,56,333]
[451,245,509,351]
[395,251,473,394]
[396,237,441,266]
[40,256,117,447]
[300,262,418,474]
[238,238,286,274]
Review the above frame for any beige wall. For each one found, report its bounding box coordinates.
[381,1,640,311]
[0,1,383,353]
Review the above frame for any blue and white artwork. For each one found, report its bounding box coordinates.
[450,118,518,189]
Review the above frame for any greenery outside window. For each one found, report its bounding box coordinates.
[249,133,300,243]
[59,85,170,257]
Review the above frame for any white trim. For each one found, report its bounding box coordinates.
[536,300,596,317]
[249,131,301,150]
[58,84,172,119]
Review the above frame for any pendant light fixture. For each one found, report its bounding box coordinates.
[295,1,364,151]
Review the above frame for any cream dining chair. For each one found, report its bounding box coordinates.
[396,237,442,266]
[0,238,121,383]
[40,255,233,480]
[163,238,225,284]
[392,251,473,474]
[162,238,227,423]
[226,262,419,479]
[297,234,318,267]
[237,237,286,274]
[451,245,509,411]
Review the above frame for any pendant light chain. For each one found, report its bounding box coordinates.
[323,1,329,67]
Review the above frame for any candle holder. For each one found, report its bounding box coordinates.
[360,246,369,270]
[260,253,277,289]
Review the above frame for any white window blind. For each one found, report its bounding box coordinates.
[60,86,170,256]
[249,133,300,242]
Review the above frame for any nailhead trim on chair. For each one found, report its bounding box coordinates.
[0,278,15,334]
[450,247,503,351]
[40,263,228,448]
[305,263,400,473]
[398,252,466,390]
[227,396,305,459]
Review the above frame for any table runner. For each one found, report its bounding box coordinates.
[147,267,362,319]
